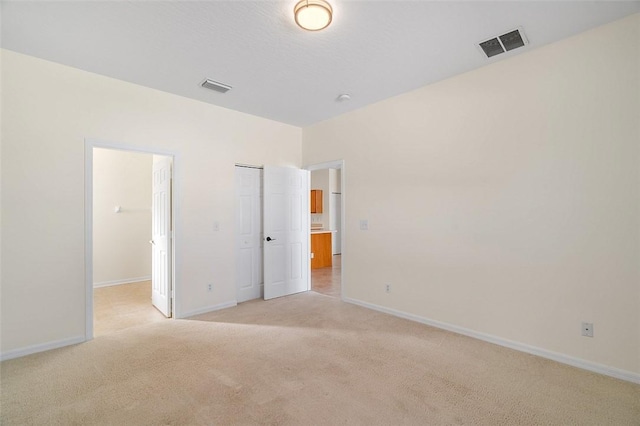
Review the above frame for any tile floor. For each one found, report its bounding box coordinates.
[311,254,341,298]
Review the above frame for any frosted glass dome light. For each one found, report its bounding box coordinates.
[294,0,333,31]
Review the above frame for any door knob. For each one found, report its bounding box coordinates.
[149,240,155,245]
[266,237,276,242]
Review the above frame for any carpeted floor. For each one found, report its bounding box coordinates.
[94,281,167,336]
[1,292,638,425]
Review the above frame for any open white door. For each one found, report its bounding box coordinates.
[263,166,310,300]
[151,155,172,317]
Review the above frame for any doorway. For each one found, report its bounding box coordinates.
[85,141,176,340]
[308,161,344,299]
[234,163,342,303]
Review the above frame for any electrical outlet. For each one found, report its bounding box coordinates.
[207,284,213,292]
[359,219,369,231]
[385,284,391,293]
[213,221,220,232]
[581,322,594,337]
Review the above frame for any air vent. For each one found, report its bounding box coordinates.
[500,29,525,51]
[478,27,528,58]
[201,79,232,94]
[479,38,504,58]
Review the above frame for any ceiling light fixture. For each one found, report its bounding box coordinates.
[294,0,333,31]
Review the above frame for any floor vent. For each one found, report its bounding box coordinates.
[479,27,528,58]
[201,79,232,93]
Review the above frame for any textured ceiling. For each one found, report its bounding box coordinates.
[2,1,639,127]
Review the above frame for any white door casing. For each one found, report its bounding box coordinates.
[151,155,172,317]
[235,166,264,303]
[263,166,310,300]
[332,192,342,255]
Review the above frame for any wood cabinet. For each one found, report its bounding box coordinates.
[311,232,332,269]
[310,189,323,213]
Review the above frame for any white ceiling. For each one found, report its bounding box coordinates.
[2,1,639,127]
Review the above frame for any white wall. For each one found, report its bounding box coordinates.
[303,15,640,376]
[1,49,301,355]
[93,148,152,286]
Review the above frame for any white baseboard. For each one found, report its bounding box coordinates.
[343,297,640,385]
[0,335,86,362]
[93,276,152,288]
[179,301,237,319]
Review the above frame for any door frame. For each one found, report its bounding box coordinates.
[84,139,179,341]
[305,160,345,300]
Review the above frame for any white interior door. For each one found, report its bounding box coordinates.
[235,166,263,303]
[263,166,310,300]
[151,155,172,317]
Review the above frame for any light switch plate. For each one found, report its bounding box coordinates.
[359,219,369,231]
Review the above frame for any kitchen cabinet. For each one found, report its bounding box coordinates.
[311,232,332,269]
[310,189,323,213]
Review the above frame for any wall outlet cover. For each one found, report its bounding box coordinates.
[581,322,594,337]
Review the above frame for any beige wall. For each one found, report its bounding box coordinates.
[93,148,152,286]
[303,15,640,375]
[1,49,301,354]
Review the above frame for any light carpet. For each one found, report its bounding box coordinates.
[1,292,638,425]
[93,280,166,337]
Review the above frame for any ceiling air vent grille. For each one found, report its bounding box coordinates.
[479,27,528,58]
[201,79,232,94]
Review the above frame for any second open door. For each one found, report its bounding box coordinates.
[263,166,310,300]
[151,155,172,317]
